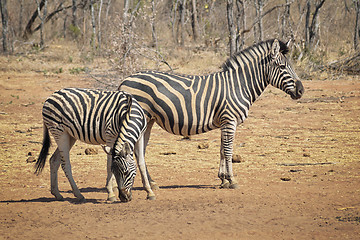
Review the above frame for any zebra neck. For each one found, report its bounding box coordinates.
[224,65,268,105]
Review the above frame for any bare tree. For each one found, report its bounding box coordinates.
[72,0,77,28]
[281,0,292,39]
[0,0,9,53]
[35,0,48,47]
[304,0,326,51]
[90,0,96,50]
[24,1,73,40]
[236,0,246,51]
[24,0,45,39]
[180,0,187,46]
[354,0,360,50]
[191,0,199,42]
[18,0,24,37]
[171,0,179,44]
[227,0,247,55]
[254,0,264,42]
[227,0,236,55]
[98,0,104,50]
[150,0,158,48]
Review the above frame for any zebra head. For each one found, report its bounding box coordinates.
[267,39,304,100]
[111,140,136,202]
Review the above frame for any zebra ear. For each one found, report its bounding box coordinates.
[271,39,280,59]
[122,142,131,157]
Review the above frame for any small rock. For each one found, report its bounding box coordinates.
[27,152,33,156]
[232,154,243,163]
[85,148,98,155]
[303,153,311,157]
[160,152,176,155]
[198,143,209,149]
[280,177,291,181]
[26,156,36,163]
[238,143,246,147]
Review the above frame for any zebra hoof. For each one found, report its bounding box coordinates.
[147,195,156,200]
[230,183,240,189]
[108,196,117,203]
[113,187,119,197]
[54,195,64,201]
[76,196,86,203]
[150,182,160,191]
[220,182,230,189]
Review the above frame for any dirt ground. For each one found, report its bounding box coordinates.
[0,48,359,239]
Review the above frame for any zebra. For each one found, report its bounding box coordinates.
[119,39,304,195]
[34,88,154,202]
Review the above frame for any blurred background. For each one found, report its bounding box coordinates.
[0,0,358,81]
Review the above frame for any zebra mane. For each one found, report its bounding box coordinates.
[222,39,289,72]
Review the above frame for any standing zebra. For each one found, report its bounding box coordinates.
[119,39,304,194]
[35,88,153,202]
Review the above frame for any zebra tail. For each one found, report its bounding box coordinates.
[34,124,51,175]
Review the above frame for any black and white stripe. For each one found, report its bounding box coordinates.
[119,39,304,193]
[35,88,147,202]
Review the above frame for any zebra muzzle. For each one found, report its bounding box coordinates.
[290,80,304,100]
[119,188,132,202]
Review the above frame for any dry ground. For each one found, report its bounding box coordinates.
[0,46,359,239]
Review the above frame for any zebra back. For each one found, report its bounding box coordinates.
[119,39,302,137]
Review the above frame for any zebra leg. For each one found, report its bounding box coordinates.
[219,122,239,189]
[49,148,63,200]
[135,134,156,200]
[143,119,159,190]
[57,133,85,201]
[106,153,117,202]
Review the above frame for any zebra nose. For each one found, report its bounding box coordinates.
[119,188,132,202]
[296,80,304,97]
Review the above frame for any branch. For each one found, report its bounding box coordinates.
[310,0,326,33]
[23,0,45,39]
[241,1,294,35]
[33,4,73,33]
[23,1,82,39]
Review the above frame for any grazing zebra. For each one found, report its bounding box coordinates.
[119,39,304,195]
[34,88,153,202]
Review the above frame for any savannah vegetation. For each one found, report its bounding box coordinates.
[0,0,359,78]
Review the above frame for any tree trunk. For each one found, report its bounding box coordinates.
[103,0,112,46]
[90,0,96,51]
[98,0,103,50]
[236,0,245,51]
[354,0,360,50]
[0,0,9,53]
[150,0,158,48]
[254,0,263,42]
[227,0,236,56]
[35,0,47,48]
[180,0,187,46]
[191,0,199,42]
[305,0,326,51]
[63,10,68,38]
[23,0,45,39]
[72,0,77,28]
[18,0,23,37]
[171,0,179,44]
[281,0,291,39]
[123,0,130,27]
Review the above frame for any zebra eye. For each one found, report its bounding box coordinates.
[279,64,286,70]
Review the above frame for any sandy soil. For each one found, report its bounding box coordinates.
[0,52,359,239]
